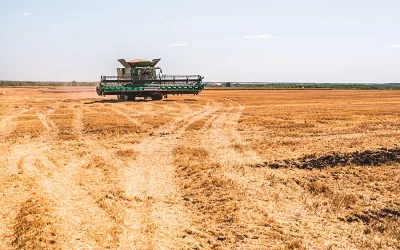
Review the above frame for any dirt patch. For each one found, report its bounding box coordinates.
[250,148,400,169]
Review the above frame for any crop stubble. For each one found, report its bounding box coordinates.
[0,87,399,249]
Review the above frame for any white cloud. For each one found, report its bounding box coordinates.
[24,13,28,16]
[244,34,275,39]
[169,43,187,47]
[389,45,400,49]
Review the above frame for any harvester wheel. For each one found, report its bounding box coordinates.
[151,94,163,101]
[127,95,136,101]
[117,95,127,101]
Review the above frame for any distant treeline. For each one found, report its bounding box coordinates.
[0,81,98,87]
[206,82,400,90]
[2,80,400,90]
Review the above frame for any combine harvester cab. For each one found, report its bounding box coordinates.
[96,58,205,101]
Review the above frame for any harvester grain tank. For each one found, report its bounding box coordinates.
[96,58,205,101]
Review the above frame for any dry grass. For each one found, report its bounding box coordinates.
[9,115,45,138]
[233,91,400,160]
[76,156,132,248]
[173,146,246,248]
[49,107,76,140]
[115,149,138,159]
[83,107,143,135]
[0,87,399,249]
[12,196,60,250]
[185,117,209,131]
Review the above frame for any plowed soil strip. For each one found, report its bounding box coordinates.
[252,147,400,169]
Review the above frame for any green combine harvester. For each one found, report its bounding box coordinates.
[96,58,205,101]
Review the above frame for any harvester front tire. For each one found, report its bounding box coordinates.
[127,95,136,101]
[151,94,163,101]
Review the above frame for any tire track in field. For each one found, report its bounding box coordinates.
[40,106,132,248]
[177,99,282,248]
[36,103,60,141]
[11,193,60,250]
[10,157,61,249]
[72,103,140,248]
[42,103,123,249]
[0,145,61,249]
[201,100,263,166]
[2,105,118,250]
[199,100,360,248]
[151,102,182,112]
[101,105,142,128]
[1,97,222,249]
[37,155,115,249]
[74,155,134,249]
[3,140,120,249]
[195,99,316,248]
[120,100,222,249]
[173,146,252,249]
[66,100,221,249]
[53,103,136,248]
[72,104,84,135]
[67,136,139,248]
[0,156,30,250]
[201,113,219,130]
[0,109,28,140]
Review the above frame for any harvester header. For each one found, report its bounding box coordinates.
[96,58,204,101]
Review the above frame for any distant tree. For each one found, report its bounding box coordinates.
[225,82,231,87]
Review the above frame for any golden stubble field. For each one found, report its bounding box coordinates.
[0,87,399,249]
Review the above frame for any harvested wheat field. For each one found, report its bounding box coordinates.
[0,87,399,249]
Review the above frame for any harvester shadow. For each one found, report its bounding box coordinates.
[160,99,197,103]
[84,99,121,104]
[84,98,198,104]
[84,99,150,104]
[183,99,198,102]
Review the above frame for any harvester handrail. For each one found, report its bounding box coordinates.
[102,76,131,80]
[160,75,202,79]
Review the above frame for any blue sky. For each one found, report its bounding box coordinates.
[0,0,399,82]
